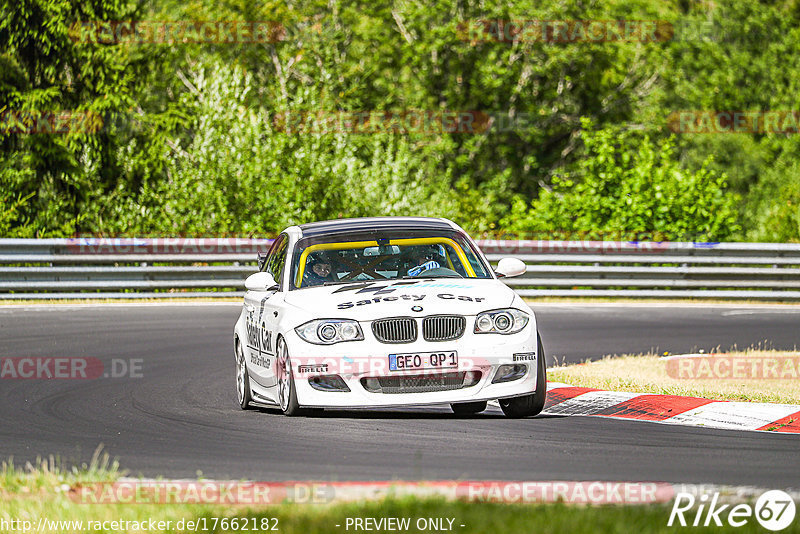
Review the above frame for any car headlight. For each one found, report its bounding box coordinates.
[295,319,364,345]
[474,308,529,334]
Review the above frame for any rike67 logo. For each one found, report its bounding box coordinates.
[669,490,796,531]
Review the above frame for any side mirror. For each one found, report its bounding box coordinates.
[257,252,268,271]
[245,271,278,291]
[495,257,527,279]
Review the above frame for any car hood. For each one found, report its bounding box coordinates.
[283,278,516,320]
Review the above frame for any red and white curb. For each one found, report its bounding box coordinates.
[542,382,800,433]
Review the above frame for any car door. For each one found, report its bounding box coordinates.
[243,234,288,393]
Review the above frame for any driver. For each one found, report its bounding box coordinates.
[406,246,441,277]
[304,254,336,287]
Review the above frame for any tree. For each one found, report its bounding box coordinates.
[0,0,139,235]
[501,119,741,241]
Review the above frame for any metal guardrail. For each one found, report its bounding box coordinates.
[1,238,800,300]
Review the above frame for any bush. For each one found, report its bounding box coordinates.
[98,61,473,236]
[741,143,800,242]
[500,119,741,241]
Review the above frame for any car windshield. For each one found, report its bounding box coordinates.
[290,230,492,289]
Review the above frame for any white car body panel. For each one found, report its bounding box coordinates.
[233,217,541,410]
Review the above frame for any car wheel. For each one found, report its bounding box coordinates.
[276,337,302,416]
[500,333,547,418]
[450,401,487,415]
[235,340,253,410]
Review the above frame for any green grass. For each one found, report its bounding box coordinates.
[0,448,119,496]
[229,498,800,534]
[2,454,798,533]
[4,493,797,534]
[549,351,800,404]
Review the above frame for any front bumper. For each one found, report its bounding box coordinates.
[284,324,539,408]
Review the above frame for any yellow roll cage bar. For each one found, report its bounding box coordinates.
[294,237,476,287]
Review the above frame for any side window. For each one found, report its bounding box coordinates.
[266,235,289,288]
[260,237,280,272]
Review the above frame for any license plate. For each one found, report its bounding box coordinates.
[389,351,458,371]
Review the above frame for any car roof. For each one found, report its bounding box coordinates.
[296,217,458,238]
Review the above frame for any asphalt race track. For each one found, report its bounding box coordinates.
[1,303,799,486]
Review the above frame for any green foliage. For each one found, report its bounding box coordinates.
[654,0,800,241]
[502,120,741,240]
[0,0,140,236]
[93,61,473,235]
[0,0,798,240]
[741,139,800,242]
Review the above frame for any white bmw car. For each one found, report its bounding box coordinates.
[233,217,546,418]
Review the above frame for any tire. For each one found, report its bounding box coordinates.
[451,401,487,415]
[235,340,254,410]
[500,333,547,418]
[276,337,302,416]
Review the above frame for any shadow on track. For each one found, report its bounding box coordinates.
[253,406,566,420]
